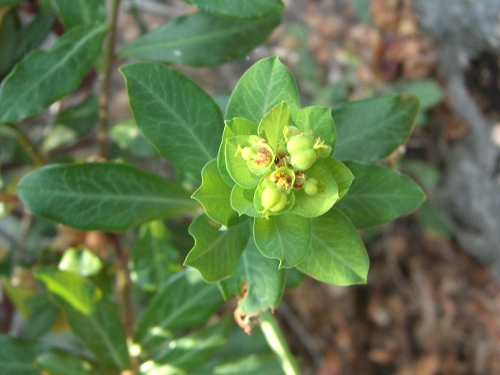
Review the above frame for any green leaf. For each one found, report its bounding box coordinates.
[135,268,224,350]
[130,220,181,291]
[196,354,285,375]
[322,157,353,199]
[182,0,284,19]
[151,316,233,371]
[253,213,311,268]
[332,94,419,163]
[22,297,58,340]
[0,335,48,375]
[192,159,244,227]
[217,118,258,187]
[49,0,105,29]
[0,24,107,124]
[0,10,55,79]
[36,352,106,375]
[52,298,131,369]
[397,79,444,109]
[120,63,223,177]
[58,248,103,277]
[290,105,336,148]
[0,9,22,79]
[119,12,280,66]
[34,268,101,315]
[230,185,259,217]
[109,120,158,158]
[185,214,250,282]
[257,102,289,151]
[335,161,426,228]
[289,159,338,217]
[17,162,198,232]
[0,0,23,6]
[296,209,369,285]
[225,56,300,124]
[219,238,285,314]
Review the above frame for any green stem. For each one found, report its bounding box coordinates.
[260,310,301,375]
[8,125,45,166]
[98,0,121,158]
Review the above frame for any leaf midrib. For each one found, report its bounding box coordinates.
[20,188,192,205]
[121,20,263,56]
[129,73,215,162]
[2,25,105,120]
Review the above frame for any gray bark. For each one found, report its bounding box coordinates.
[414,0,500,277]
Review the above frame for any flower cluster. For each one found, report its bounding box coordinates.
[222,102,337,219]
[236,127,331,217]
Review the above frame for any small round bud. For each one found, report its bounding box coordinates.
[290,149,317,171]
[241,147,253,160]
[261,186,287,212]
[304,178,319,195]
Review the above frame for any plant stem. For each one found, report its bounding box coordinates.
[9,125,45,166]
[260,309,301,375]
[98,0,121,159]
[111,234,139,373]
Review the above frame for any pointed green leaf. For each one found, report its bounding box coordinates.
[0,24,107,124]
[335,161,426,228]
[218,118,258,187]
[130,221,181,291]
[258,102,289,151]
[182,0,284,19]
[134,268,224,349]
[290,105,336,148]
[225,56,300,123]
[332,94,419,163]
[192,159,245,227]
[120,63,223,177]
[152,315,233,371]
[297,209,369,285]
[49,0,105,29]
[322,157,353,199]
[17,162,198,232]
[230,184,259,217]
[253,213,311,268]
[290,159,338,217]
[185,214,250,282]
[34,268,101,315]
[0,335,48,375]
[36,352,107,375]
[52,298,131,369]
[119,12,280,66]
[219,238,285,314]
[35,270,130,369]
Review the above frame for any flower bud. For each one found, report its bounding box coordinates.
[261,186,287,213]
[304,178,319,195]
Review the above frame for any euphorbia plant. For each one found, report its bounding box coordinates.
[0,0,425,373]
[11,56,425,375]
